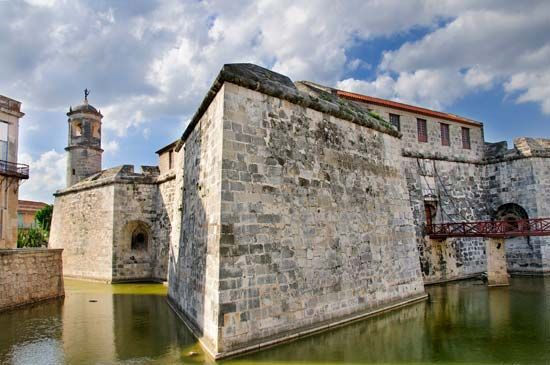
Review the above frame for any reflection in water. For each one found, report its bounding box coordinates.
[0,277,549,364]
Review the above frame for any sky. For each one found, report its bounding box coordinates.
[1,0,549,203]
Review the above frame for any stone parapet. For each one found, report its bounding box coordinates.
[0,248,64,311]
[175,63,399,152]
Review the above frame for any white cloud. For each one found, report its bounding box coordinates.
[374,1,550,113]
[337,75,396,101]
[505,72,550,114]
[19,150,66,203]
[338,69,469,110]
[103,139,119,154]
[0,0,469,136]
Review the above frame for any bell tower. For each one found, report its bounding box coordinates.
[65,89,103,187]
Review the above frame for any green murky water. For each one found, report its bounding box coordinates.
[1,277,549,364]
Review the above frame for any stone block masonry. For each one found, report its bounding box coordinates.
[168,64,426,359]
[50,182,115,281]
[0,249,64,311]
[50,165,175,283]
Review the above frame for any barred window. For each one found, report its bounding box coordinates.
[389,113,400,131]
[462,127,471,149]
[417,118,427,143]
[440,123,450,146]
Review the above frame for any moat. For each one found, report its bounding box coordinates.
[1,278,549,365]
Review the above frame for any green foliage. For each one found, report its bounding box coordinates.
[17,227,48,248]
[35,204,53,231]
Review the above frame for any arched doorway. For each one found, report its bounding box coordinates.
[493,203,535,273]
[494,203,529,231]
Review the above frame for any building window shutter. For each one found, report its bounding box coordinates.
[441,123,450,146]
[417,118,427,143]
[462,127,471,149]
[389,113,400,131]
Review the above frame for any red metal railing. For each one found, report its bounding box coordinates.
[428,218,550,238]
[0,160,29,179]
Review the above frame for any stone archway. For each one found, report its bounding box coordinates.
[494,203,529,229]
[492,203,534,277]
[113,220,153,281]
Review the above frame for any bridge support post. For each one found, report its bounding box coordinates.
[486,238,509,286]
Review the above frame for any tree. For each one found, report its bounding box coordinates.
[17,227,48,248]
[35,204,53,231]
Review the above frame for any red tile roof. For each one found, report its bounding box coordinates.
[18,200,48,212]
[335,90,482,127]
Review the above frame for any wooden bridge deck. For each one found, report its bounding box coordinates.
[428,218,550,239]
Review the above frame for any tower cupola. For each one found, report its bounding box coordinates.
[65,89,103,187]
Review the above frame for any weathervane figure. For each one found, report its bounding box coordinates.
[84,88,90,101]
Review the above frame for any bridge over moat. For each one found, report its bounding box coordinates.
[427,218,550,287]
[428,218,550,239]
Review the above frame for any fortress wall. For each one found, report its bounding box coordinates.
[111,182,160,281]
[215,82,425,355]
[484,156,550,273]
[0,249,64,311]
[50,184,115,281]
[168,86,225,353]
[402,158,487,283]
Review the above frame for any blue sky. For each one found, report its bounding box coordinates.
[2,0,549,202]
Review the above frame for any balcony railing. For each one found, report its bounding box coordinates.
[0,160,29,179]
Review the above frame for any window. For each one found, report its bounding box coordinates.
[72,169,76,175]
[440,123,450,146]
[168,150,173,170]
[389,113,400,131]
[417,118,427,143]
[462,127,471,149]
[0,121,8,161]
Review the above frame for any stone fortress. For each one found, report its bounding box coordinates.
[49,63,550,359]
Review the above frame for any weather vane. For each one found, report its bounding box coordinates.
[84,88,90,101]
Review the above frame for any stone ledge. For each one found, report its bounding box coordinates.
[509,270,550,277]
[168,293,428,360]
[424,273,482,286]
[0,248,63,256]
[54,175,168,197]
[403,149,550,165]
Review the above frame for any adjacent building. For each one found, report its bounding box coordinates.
[17,200,47,229]
[0,94,64,312]
[0,95,29,248]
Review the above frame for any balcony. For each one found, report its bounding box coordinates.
[0,160,29,179]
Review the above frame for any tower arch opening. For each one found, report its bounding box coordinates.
[73,121,82,137]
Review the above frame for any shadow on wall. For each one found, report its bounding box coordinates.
[154,187,172,280]
[168,122,208,341]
